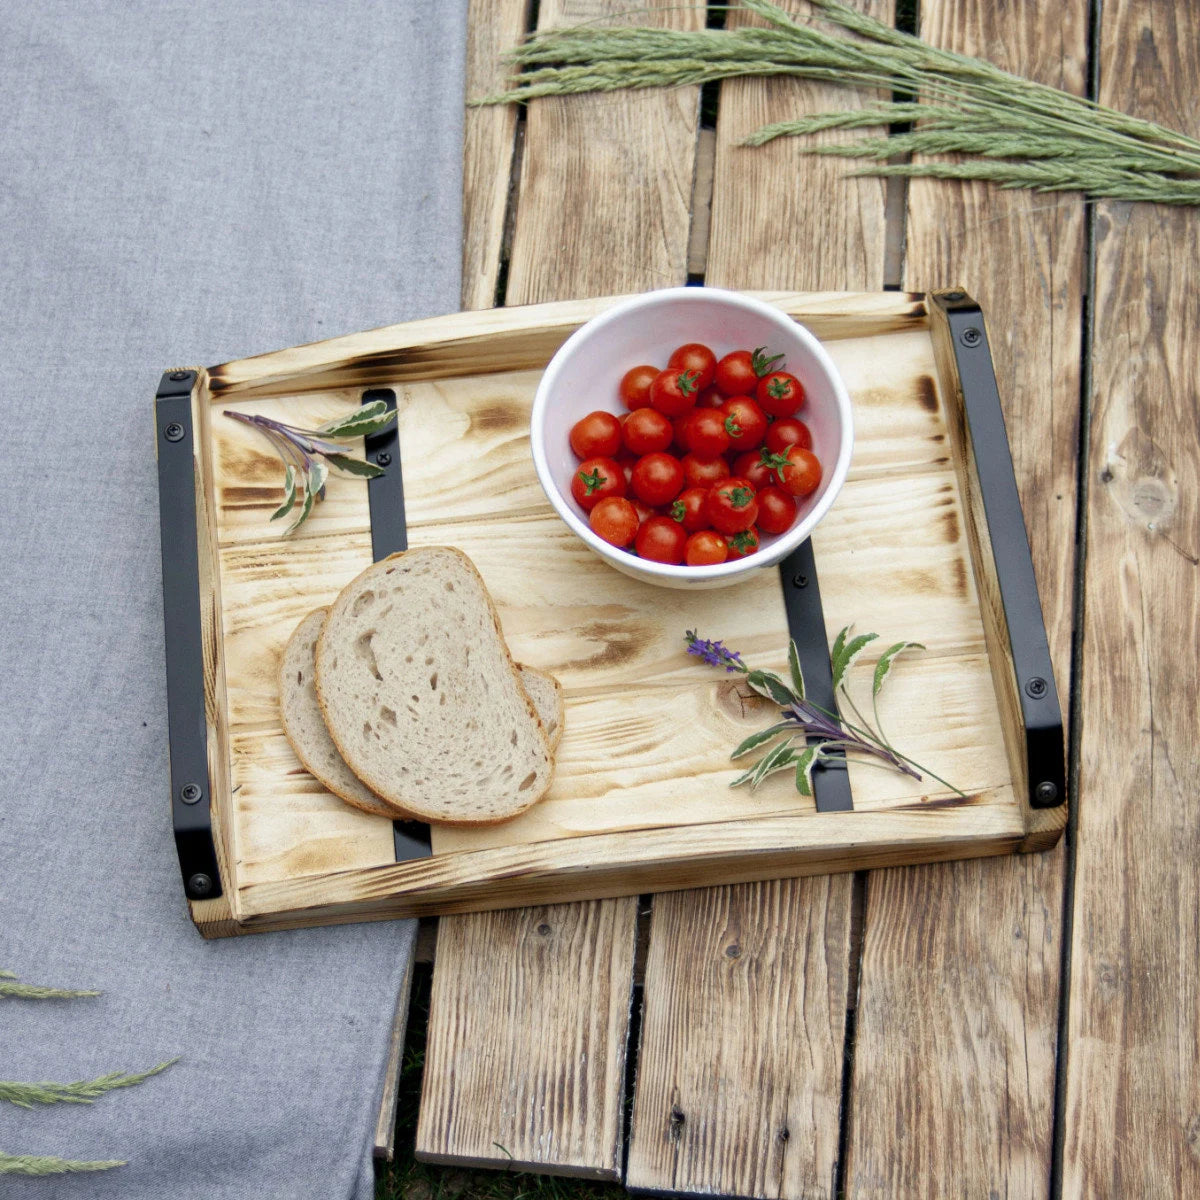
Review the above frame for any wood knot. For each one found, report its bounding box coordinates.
[668,1105,686,1140]
[536,923,552,936]
[724,943,742,959]
[777,1125,790,1143]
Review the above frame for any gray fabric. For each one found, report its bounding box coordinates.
[0,2,465,1196]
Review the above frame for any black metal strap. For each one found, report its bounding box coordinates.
[156,370,224,901]
[777,540,854,813]
[361,389,433,861]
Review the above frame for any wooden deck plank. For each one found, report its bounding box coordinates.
[417,0,702,1177]
[844,0,1088,1194]
[626,5,891,1195]
[1063,2,1200,1195]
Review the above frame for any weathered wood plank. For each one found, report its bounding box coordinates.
[1063,1,1200,1194]
[627,4,891,1194]
[845,0,1087,1193]
[418,0,702,1177]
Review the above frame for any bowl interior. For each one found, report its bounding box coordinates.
[536,290,851,581]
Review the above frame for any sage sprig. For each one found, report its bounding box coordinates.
[483,0,1200,207]
[223,400,396,533]
[685,628,964,798]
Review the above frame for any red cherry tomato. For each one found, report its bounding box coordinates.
[721,396,768,453]
[681,452,730,489]
[671,414,691,455]
[649,367,702,417]
[756,371,806,418]
[778,446,823,498]
[705,477,759,535]
[732,449,775,492]
[570,456,625,512]
[756,485,798,535]
[765,417,813,454]
[635,515,687,564]
[630,496,657,525]
[726,526,761,559]
[631,451,685,506]
[681,407,731,459]
[695,386,725,409]
[714,346,784,397]
[620,364,660,411]
[669,486,710,533]
[667,342,717,391]
[569,409,622,459]
[623,407,674,456]
[589,497,640,547]
[685,530,729,566]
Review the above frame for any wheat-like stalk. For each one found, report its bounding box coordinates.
[479,0,1200,206]
[0,1060,178,1109]
[0,1152,126,1175]
[0,969,100,1001]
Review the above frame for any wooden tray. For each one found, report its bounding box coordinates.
[155,289,1066,938]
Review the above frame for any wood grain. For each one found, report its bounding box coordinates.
[1063,0,1200,1194]
[844,0,1087,1193]
[627,3,892,1193]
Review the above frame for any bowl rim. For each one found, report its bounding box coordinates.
[530,285,855,583]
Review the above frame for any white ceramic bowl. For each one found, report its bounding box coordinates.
[531,287,854,589]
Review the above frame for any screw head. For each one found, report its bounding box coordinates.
[180,782,203,804]
[960,326,983,347]
[943,290,966,302]
[375,451,392,467]
[791,573,808,589]
[164,422,185,443]
[187,873,214,897]
[1035,781,1059,804]
[1025,676,1048,699]
[168,370,191,382]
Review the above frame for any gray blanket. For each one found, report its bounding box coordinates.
[0,2,465,1195]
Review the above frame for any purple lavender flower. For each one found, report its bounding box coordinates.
[685,631,746,673]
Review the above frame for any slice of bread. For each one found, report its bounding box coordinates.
[280,606,563,818]
[314,548,554,825]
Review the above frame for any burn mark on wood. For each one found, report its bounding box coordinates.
[940,508,961,544]
[915,374,940,414]
[469,401,526,434]
[952,556,970,599]
[895,792,982,811]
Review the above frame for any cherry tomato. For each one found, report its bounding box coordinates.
[681,452,730,489]
[685,530,729,566]
[726,526,761,559]
[671,414,691,455]
[757,371,806,418]
[631,451,685,506]
[705,477,759,535]
[667,342,717,391]
[635,515,687,564]
[571,456,625,512]
[778,446,823,498]
[669,486,710,533]
[623,407,674,456]
[589,497,640,547]
[569,410,622,459]
[732,449,775,492]
[714,345,784,397]
[681,408,731,459]
[620,364,660,411]
[696,386,725,409]
[649,367,702,417]
[721,396,768,453]
[765,417,813,454]
[630,496,657,525]
[756,485,798,535]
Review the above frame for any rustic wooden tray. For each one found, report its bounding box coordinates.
[155,289,1066,938]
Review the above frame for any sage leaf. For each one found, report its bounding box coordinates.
[285,471,316,534]
[749,739,799,789]
[324,453,385,479]
[872,641,926,697]
[787,638,806,699]
[316,406,396,440]
[730,722,796,760]
[269,464,297,521]
[794,744,824,797]
[308,459,329,502]
[316,399,390,436]
[746,669,797,707]
[832,632,879,691]
[831,625,851,671]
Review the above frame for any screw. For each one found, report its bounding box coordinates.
[1035,781,1059,804]
[792,572,808,588]
[375,451,392,467]
[164,422,185,443]
[1025,676,1048,698]
[960,326,982,347]
[943,290,966,302]
[180,783,203,804]
[169,370,191,382]
[188,873,213,897]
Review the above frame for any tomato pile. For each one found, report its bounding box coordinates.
[567,341,822,566]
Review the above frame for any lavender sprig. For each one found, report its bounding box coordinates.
[687,627,965,799]
[223,400,396,534]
